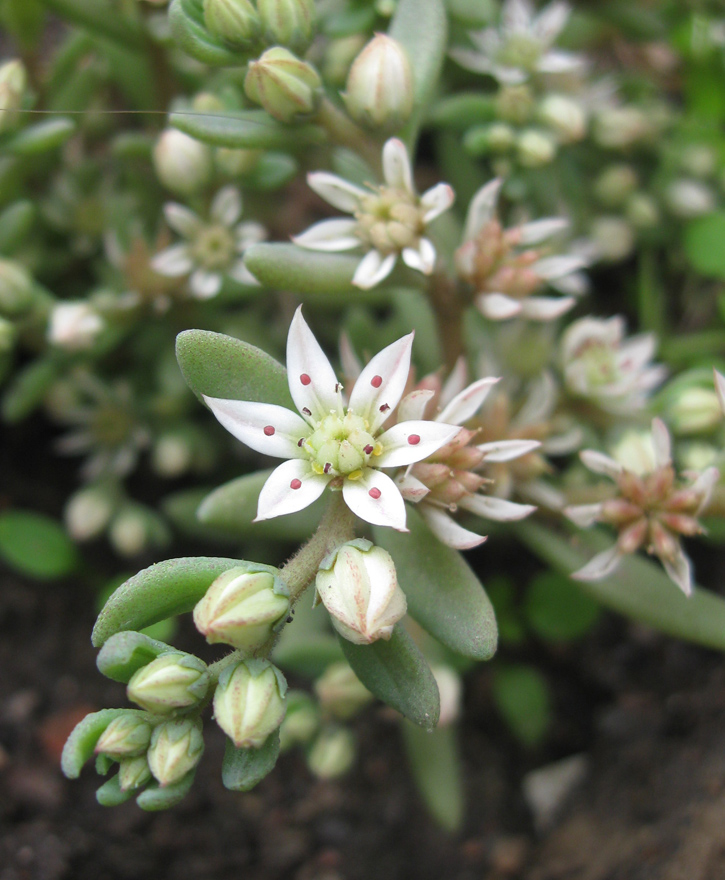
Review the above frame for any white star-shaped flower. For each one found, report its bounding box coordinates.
[203,307,460,531]
[293,138,455,289]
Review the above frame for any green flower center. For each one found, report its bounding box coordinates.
[581,344,620,388]
[355,186,424,255]
[498,34,543,71]
[304,411,379,476]
[191,225,236,271]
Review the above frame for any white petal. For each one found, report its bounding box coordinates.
[439,357,469,407]
[459,494,536,522]
[448,47,499,77]
[537,50,585,74]
[396,473,430,501]
[550,271,589,296]
[715,369,725,414]
[163,203,202,238]
[352,249,397,289]
[343,469,408,530]
[478,438,541,461]
[190,268,222,299]
[307,171,366,213]
[211,186,242,226]
[651,417,672,468]
[477,292,523,320]
[402,239,436,275]
[420,183,455,223]
[419,505,488,549]
[438,377,499,424]
[661,547,693,597]
[235,221,266,249]
[256,459,330,521]
[563,503,603,528]
[339,332,362,383]
[228,259,260,286]
[286,306,340,424]
[534,254,588,279]
[503,0,534,31]
[397,389,435,423]
[533,1,570,42]
[348,332,414,433]
[542,427,582,456]
[692,466,720,514]
[202,396,309,458]
[151,244,193,277]
[580,449,622,478]
[520,295,576,321]
[375,420,461,467]
[292,218,361,252]
[517,217,568,245]
[382,138,414,194]
[571,544,622,581]
[463,178,504,242]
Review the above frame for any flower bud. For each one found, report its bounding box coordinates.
[314,662,373,720]
[431,665,462,727]
[193,567,289,651]
[203,0,260,48]
[118,755,153,791]
[95,714,153,758]
[306,726,355,779]
[64,484,117,541]
[665,179,716,218]
[127,653,209,714]
[48,302,104,351]
[589,216,635,262]
[343,34,413,132]
[147,718,204,787]
[257,0,317,55]
[593,106,652,149]
[244,48,322,123]
[680,144,716,178]
[495,84,534,125]
[593,165,638,207]
[667,387,722,435]
[0,258,34,315]
[515,129,556,168]
[151,430,194,478]
[610,430,656,476]
[153,129,213,196]
[626,193,660,229]
[537,94,586,143]
[109,504,170,558]
[213,660,287,748]
[279,691,319,751]
[315,540,407,645]
[0,60,27,133]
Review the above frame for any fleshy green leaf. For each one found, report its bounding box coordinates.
[524,572,601,642]
[91,556,246,647]
[96,774,135,807]
[176,329,293,408]
[2,357,63,422]
[492,663,552,748]
[373,509,497,661]
[0,509,79,580]
[401,723,464,832]
[338,624,440,730]
[136,769,197,811]
[96,631,175,683]
[168,0,243,66]
[170,109,324,150]
[1,118,76,155]
[516,521,725,651]
[221,731,280,791]
[61,709,136,778]
[684,211,725,280]
[40,0,143,50]
[0,199,35,253]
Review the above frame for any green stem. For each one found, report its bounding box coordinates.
[428,272,465,371]
[315,98,381,175]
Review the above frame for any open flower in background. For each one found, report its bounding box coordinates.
[293,138,455,289]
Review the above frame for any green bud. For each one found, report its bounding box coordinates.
[306,726,355,780]
[194,568,289,651]
[64,484,117,541]
[314,662,373,720]
[665,179,716,219]
[589,216,635,262]
[594,164,638,208]
[0,258,34,315]
[343,34,413,132]
[118,755,153,791]
[203,0,260,48]
[667,387,722,435]
[278,691,319,751]
[516,129,556,168]
[109,504,170,558]
[538,94,586,143]
[495,84,534,125]
[257,0,317,55]
[625,193,660,229]
[127,653,209,714]
[0,315,16,353]
[0,60,27,133]
[147,718,204,787]
[213,660,286,748]
[151,430,195,478]
[153,129,213,196]
[95,714,153,758]
[244,48,322,123]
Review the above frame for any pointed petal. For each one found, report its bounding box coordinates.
[402,238,436,275]
[202,396,309,458]
[571,544,622,581]
[235,221,266,249]
[349,332,414,433]
[651,417,672,467]
[692,466,720,514]
[533,0,570,42]
[537,50,585,74]
[438,377,499,424]
[477,292,523,320]
[534,254,588,279]
[448,47,499,77]
[292,218,361,252]
[517,217,568,245]
[343,468,408,530]
[396,473,430,501]
[190,268,222,299]
[256,459,330,521]
[376,420,461,467]
[478,438,541,461]
[563,503,603,528]
[440,357,469,407]
[520,295,576,321]
[307,171,366,212]
[503,0,535,31]
[661,547,693,597]
[228,259,261,286]
[286,306,340,424]
[382,138,414,194]
[419,505,488,549]
[339,332,362,383]
[580,449,622,478]
[352,249,397,289]
[211,186,242,226]
[459,494,536,521]
[549,270,589,296]
[151,244,193,277]
[163,203,202,238]
[464,178,504,242]
[397,389,435,423]
[421,183,455,223]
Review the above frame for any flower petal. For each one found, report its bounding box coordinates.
[211,186,242,226]
[151,244,194,277]
[420,183,455,223]
[164,203,202,238]
[343,468,408,530]
[691,466,720,514]
[476,292,523,320]
[397,389,435,423]
[537,50,585,74]
[534,254,588,280]
[438,377,499,424]
[477,438,541,461]
[571,544,622,581]
[256,459,330,521]
[382,138,414,194]
[661,547,693,597]
[190,268,222,299]
[286,306,340,424]
[520,295,576,321]
[375,420,461,467]
[517,217,568,245]
[352,249,397,289]
[549,270,589,296]
[395,472,430,501]
[292,218,361,252]
[228,259,261,286]
[419,505,488,549]
[402,239,436,275]
[349,332,414,433]
[463,178,504,242]
[651,417,671,468]
[307,171,366,213]
[563,503,603,528]
[203,396,309,458]
[580,449,622,478]
[459,494,536,521]
[533,0,570,42]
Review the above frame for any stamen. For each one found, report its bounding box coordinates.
[371,375,383,388]
[290,479,302,490]
[297,438,305,447]
[379,403,390,413]
[302,407,312,416]
[263,426,275,436]
[300,374,311,386]
[368,487,382,499]
[364,445,374,455]
[408,434,421,445]
[324,462,332,473]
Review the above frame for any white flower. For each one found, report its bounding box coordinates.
[203,307,460,531]
[561,316,666,413]
[152,186,266,300]
[293,138,454,289]
[456,178,588,321]
[48,302,104,350]
[451,0,585,85]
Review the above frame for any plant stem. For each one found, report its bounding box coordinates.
[315,98,381,174]
[429,272,465,371]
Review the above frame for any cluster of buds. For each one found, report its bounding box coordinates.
[565,419,720,594]
[203,0,316,54]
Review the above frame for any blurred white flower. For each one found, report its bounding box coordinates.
[48,302,104,351]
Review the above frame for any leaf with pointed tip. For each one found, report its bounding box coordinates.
[41,0,143,49]
[222,731,280,791]
[176,329,293,408]
[2,118,76,155]
[91,557,246,647]
[401,723,463,831]
[136,769,197,811]
[338,624,440,730]
[171,110,324,150]
[96,774,135,807]
[61,709,140,778]
[373,508,497,661]
[96,631,175,683]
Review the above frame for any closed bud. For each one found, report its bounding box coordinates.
[516,129,556,168]
[0,60,27,133]
[665,179,716,219]
[193,567,289,651]
[48,301,104,351]
[118,755,153,791]
[314,662,373,720]
[147,718,204,787]
[680,144,716,179]
[279,691,320,751]
[343,34,413,132]
[65,484,117,541]
[257,0,317,54]
[611,430,656,476]
[594,165,638,208]
[0,258,34,315]
[616,517,648,554]
[667,387,722,435]
[306,726,356,779]
[151,430,195,478]
[127,653,209,714]
[589,216,635,262]
[626,192,660,229]
[244,48,321,123]
[538,94,586,143]
[203,0,260,48]
[95,713,153,758]
[495,84,534,125]
[153,129,213,196]
[109,504,170,558]
[315,540,406,645]
[213,659,287,748]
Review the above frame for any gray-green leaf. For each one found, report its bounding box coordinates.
[221,731,280,791]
